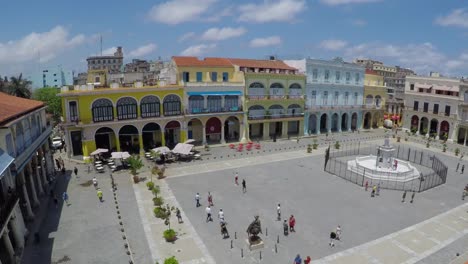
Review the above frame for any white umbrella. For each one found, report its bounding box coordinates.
[90,148,109,155]
[151,146,171,155]
[111,152,131,159]
[172,143,194,155]
[184,139,196,144]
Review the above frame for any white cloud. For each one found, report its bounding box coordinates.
[178,32,196,42]
[147,0,217,25]
[128,43,157,57]
[319,39,348,51]
[0,26,85,64]
[203,6,233,22]
[352,19,367,26]
[100,47,118,56]
[180,44,217,56]
[320,0,382,5]
[201,27,246,41]
[435,9,468,28]
[249,36,282,48]
[238,0,306,23]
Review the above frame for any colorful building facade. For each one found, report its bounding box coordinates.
[298,58,364,134]
[362,70,387,129]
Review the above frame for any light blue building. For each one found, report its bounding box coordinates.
[28,66,73,89]
[303,58,365,135]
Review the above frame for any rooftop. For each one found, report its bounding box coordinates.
[172,56,233,67]
[0,92,44,125]
[228,58,296,70]
[172,56,298,71]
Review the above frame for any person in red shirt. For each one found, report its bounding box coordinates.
[289,215,296,232]
[304,256,312,264]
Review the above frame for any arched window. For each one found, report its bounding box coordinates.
[163,95,181,116]
[140,96,160,118]
[249,82,264,88]
[365,95,373,106]
[117,97,137,120]
[248,105,265,119]
[248,82,265,99]
[375,95,382,108]
[188,95,204,114]
[92,98,114,122]
[269,105,284,118]
[289,83,302,98]
[288,104,301,116]
[270,83,284,99]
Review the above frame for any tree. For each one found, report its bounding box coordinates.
[8,74,32,98]
[33,87,62,122]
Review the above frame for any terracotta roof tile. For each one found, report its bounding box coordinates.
[0,92,44,125]
[227,58,297,71]
[172,56,233,67]
[365,69,379,75]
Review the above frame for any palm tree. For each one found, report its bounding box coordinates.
[9,74,32,98]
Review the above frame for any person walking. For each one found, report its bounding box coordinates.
[235,172,239,185]
[87,164,91,174]
[74,167,78,177]
[289,215,296,232]
[92,177,98,189]
[208,192,214,206]
[462,165,465,174]
[336,225,342,240]
[365,180,369,191]
[371,187,375,197]
[304,256,312,264]
[97,188,103,202]
[410,191,415,203]
[218,208,225,222]
[62,192,69,206]
[176,208,183,223]
[456,163,460,172]
[242,179,246,193]
[462,189,467,200]
[55,159,61,170]
[283,220,289,236]
[402,191,407,202]
[329,231,337,247]
[294,254,302,264]
[276,204,281,221]
[377,183,381,196]
[195,193,201,207]
[205,206,212,222]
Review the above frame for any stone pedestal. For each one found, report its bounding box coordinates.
[246,238,264,251]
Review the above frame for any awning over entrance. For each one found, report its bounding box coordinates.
[187,91,242,96]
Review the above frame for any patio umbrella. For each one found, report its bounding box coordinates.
[111,152,131,159]
[172,143,194,155]
[151,146,171,155]
[90,148,109,156]
[184,139,196,144]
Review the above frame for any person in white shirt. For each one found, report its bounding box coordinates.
[336,225,342,240]
[92,177,98,189]
[196,193,201,207]
[277,204,281,221]
[218,209,225,222]
[205,206,212,222]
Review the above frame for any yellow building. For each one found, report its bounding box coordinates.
[59,83,185,159]
[363,69,387,129]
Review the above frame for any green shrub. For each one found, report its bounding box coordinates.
[164,256,179,264]
[152,185,160,197]
[307,144,312,153]
[163,229,177,242]
[154,206,168,219]
[153,197,164,206]
[146,181,155,190]
[312,139,318,149]
[455,148,460,156]
[334,141,340,150]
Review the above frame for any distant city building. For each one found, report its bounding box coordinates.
[73,72,88,85]
[124,59,150,73]
[363,69,388,129]
[87,46,123,73]
[27,66,73,89]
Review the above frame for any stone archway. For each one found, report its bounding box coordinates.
[410,115,419,132]
[440,120,449,140]
[363,112,372,129]
[225,116,240,143]
[206,117,222,144]
[419,117,429,135]
[351,113,358,130]
[187,118,203,145]
[119,125,139,154]
[341,113,348,131]
[430,119,438,136]
[308,114,317,134]
[165,121,181,148]
[320,114,328,133]
[372,112,380,128]
[95,127,117,151]
[142,123,162,150]
[331,113,339,132]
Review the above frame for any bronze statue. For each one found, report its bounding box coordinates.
[246,215,262,244]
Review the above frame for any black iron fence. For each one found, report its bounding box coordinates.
[325,142,448,192]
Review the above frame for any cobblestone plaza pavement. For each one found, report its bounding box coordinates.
[166,137,468,264]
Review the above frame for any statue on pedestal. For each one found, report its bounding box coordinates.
[246,215,263,248]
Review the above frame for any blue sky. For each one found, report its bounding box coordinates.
[1,0,467,77]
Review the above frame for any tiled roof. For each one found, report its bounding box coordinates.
[365,69,379,75]
[172,56,233,67]
[0,92,44,125]
[228,58,297,70]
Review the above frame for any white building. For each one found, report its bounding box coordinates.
[403,75,460,142]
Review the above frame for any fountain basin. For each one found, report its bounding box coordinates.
[348,155,420,182]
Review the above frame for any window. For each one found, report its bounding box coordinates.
[163,95,181,116]
[207,96,222,112]
[92,99,114,122]
[5,134,15,157]
[334,91,339,105]
[69,101,78,122]
[182,72,190,82]
[222,72,229,82]
[433,104,439,114]
[445,105,451,116]
[117,97,138,120]
[324,70,330,82]
[344,92,349,105]
[354,92,358,105]
[413,101,419,111]
[335,71,340,83]
[140,96,160,118]
[211,72,218,82]
[311,91,317,105]
[423,102,429,112]
[410,84,414,90]
[346,72,350,82]
[312,69,318,80]
[225,95,239,111]
[53,73,57,76]
[188,95,204,113]
[355,73,360,84]
[196,72,203,82]
[54,79,57,82]
[95,76,100,83]
[113,59,116,63]
[323,91,328,105]
[97,60,101,64]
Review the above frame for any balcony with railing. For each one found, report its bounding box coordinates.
[247,95,305,100]
[248,109,304,121]
[405,107,457,119]
[186,106,243,115]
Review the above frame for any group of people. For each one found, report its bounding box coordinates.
[462,184,468,200]
[196,192,230,238]
[401,190,416,203]
[55,157,66,175]
[364,181,381,197]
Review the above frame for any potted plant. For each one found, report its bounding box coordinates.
[411,128,417,135]
[146,181,155,190]
[443,143,447,152]
[154,206,168,219]
[426,138,431,148]
[127,155,144,183]
[312,139,318,149]
[204,144,210,151]
[164,256,179,264]
[152,185,160,197]
[422,128,428,137]
[153,196,164,206]
[397,136,401,142]
[334,141,340,150]
[441,133,448,142]
[152,166,166,179]
[455,148,460,156]
[163,229,177,242]
[307,144,312,153]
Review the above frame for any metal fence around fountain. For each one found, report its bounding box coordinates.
[324,142,448,192]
